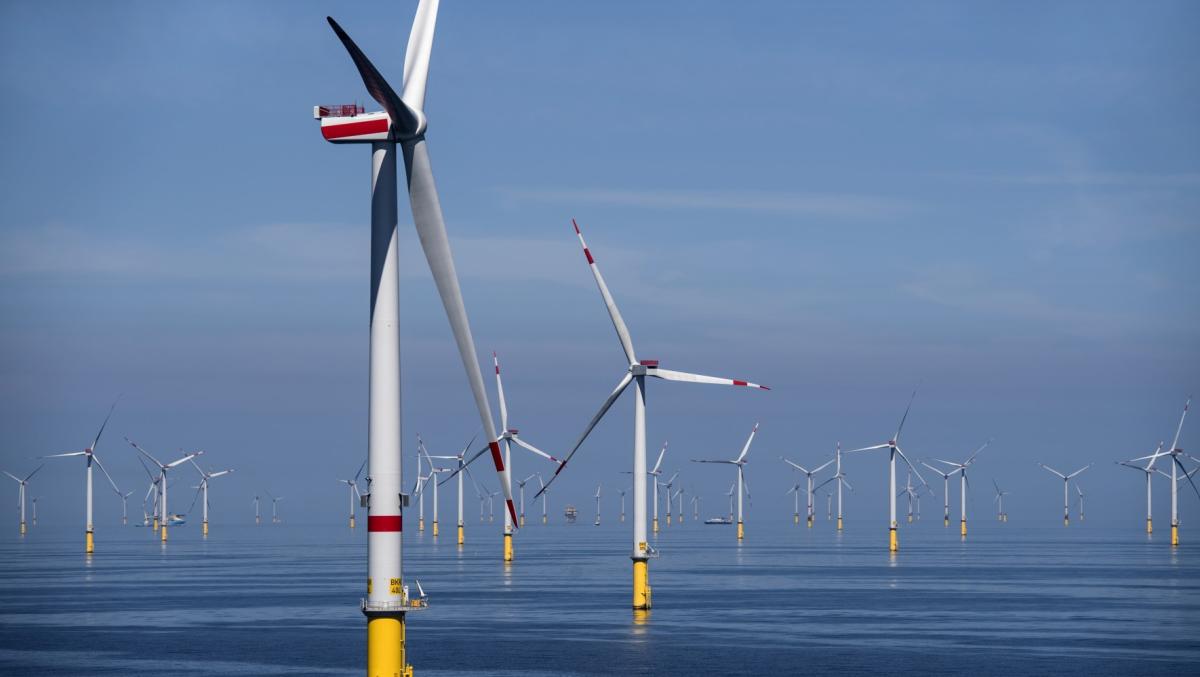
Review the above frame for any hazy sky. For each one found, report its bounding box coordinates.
[2,1,1197,531]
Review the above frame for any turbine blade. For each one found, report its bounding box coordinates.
[326,17,421,136]
[91,454,121,495]
[572,219,636,365]
[354,458,367,483]
[647,367,769,391]
[3,470,21,483]
[90,395,121,452]
[845,443,890,453]
[1066,464,1091,479]
[780,457,806,472]
[534,372,633,500]
[402,138,514,526]
[126,437,165,469]
[511,436,562,467]
[894,389,917,443]
[41,451,87,458]
[1168,396,1191,452]
[493,352,509,433]
[964,438,992,465]
[1038,463,1066,479]
[1175,456,1200,501]
[735,423,759,463]
[400,0,439,112]
[894,446,929,488]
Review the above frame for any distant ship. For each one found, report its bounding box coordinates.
[704,516,733,525]
[167,514,186,526]
[564,505,577,523]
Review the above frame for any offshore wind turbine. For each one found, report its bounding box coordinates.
[268,493,284,524]
[1037,463,1090,526]
[252,495,261,525]
[492,352,562,561]
[318,3,517,670]
[845,392,929,552]
[338,459,367,529]
[1075,484,1085,522]
[662,471,680,527]
[534,221,767,610]
[415,451,425,532]
[920,461,962,528]
[40,399,121,553]
[191,460,233,536]
[693,424,760,541]
[929,439,991,538]
[900,471,917,524]
[516,474,538,527]
[992,479,1008,521]
[618,486,628,523]
[3,465,42,535]
[786,483,802,525]
[119,489,134,526]
[726,483,736,521]
[675,486,685,524]
[832,442,852,531]
[691,494,700,521]
[536,473,549,524]
[1118,443,1163,534]
[594,484,603,526]
[419,442,453,538]
[1145,397,1200,546]
[780,455,835,528]
[31,497,37,527]
[127,438,201,542]
[650,443,667,532]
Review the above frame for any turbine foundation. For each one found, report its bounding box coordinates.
[503,533,513,562]
[367,613,411,677]
[85,529,94,554]
[889,525,898,552]
[632,558,651,609]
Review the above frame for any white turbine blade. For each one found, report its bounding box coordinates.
[929,458,963,468]
[166,452,201,469]
[919,461,947,476]
[436,441,491,486]
[400,0,439,113]
[780,458,808,473]
[1173,456,1200,500]
[209,469,233,479]
[894,446,929,487]
[785,485,798,495]
[651,442,668,474]
[735,423,759,463]
[894,389,917,443]
[521,473,538,484]
[1168,396,1191,452]
[511,436,562,466]
[1066,464,1091,480]
[3,470,21,483]
[844,443,890,453]
[964,438,992,466]
[535,372,633,499]
[840,477,854,492]
[691,459,737,464]
[812,457,836,474]
[403,137,513,526]
[1038,463,1066,479]
[23,464,45,482]
[326,17,422,136]
[42,451,87,458]
[647,367,770,391]
[414,578,427,598]
[813,475,837,492]
[126,437,165,469]
[353,458,367,483]
[666,471,679,485]
[493,352,509,432]
[91,454,121,495]
[90,396,121,452]
[572,219,636,365]
[188,457,208,478]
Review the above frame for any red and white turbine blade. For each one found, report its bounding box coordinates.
[647,367,769,390]
[404,138,514,526]
[534,372,633,499]
[735,423,759,463]
[400,0,439,113]
[511,436,561,466]
[572,219,637,366]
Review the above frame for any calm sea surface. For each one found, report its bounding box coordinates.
[1,515,1197,675]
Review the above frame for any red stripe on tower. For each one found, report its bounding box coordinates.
[368,515,402,532]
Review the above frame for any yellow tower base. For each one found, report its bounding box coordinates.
[20,522,26,536]
[666,515,671,526]
[153,517,160,531]
[736,521,744,540]
[457,524,464,546]
[652,518,659,533]
[432,521,439,537]
[907,515,913,524]
[960,519,967,537]
[1172,524,1179,546]
[1146,518,1152,534]
[85,530,94,554]
[418,518,424,532]
[621,515,625,522]
[520,515,525,528]
[632,558,651,609]
[203,521,209,536]
[542,515,547,524]
[945,517,950,527]
[807,516,813,528]
[1064,517,1069,527]
[837,517,843,531]
[349,516,355,529]
[161,525,168,542]
[793,514,799,525]
[367,614,411,677]
[504,533,513,562]
[889,526,898,552]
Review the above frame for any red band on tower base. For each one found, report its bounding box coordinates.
[368,515,402,532]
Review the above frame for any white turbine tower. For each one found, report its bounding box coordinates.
[929,439,991,538]
[675,485,685,524]
[118,489,134,526]
[253,495,261,526]
[618,486,628,523]
[785,483,802,524]
[900,471,917,524]
[832,442,852,531]
[992,479,1008,521]
[318,3,515,671]
[41,399,121,554]
[534,221,767,610]
[845,392,930,553]
[536,473,549,524]
[190,460,233,536]
[415,450,425,533]
[726,483,736,522]
[693,423,760,541]
[337,459,366,529]
[691,494,700,521]
[1075,484,1085,522]
[662,471,680,527]
[1118,443,1164,534]
[594,484,603,526]
[650,443,667,533]
[779,455,835,528]
[516,474,538,528]
[126,438,201,542]
[1037,463,1090,526]
[269,493,284,525]
[3,465,43,535]
[31,497,38,527]
[1142,397,1200,546]
[419,441,453,538]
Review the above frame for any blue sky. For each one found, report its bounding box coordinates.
[1,1,1197,530]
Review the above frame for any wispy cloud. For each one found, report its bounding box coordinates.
[497,187,909,220]
[929,171,1200,189]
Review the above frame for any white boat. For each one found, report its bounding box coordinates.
[704,517,733,525]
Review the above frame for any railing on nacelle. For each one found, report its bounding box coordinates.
[314,104,366,119]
